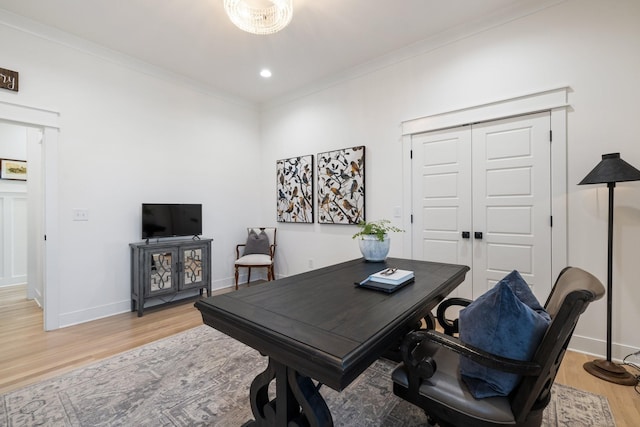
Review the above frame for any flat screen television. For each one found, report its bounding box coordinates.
[142,203,202,239]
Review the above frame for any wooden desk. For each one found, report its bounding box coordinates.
[195,257,469,426]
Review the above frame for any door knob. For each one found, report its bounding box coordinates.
[462,231,470,239]
[474,232,483,239]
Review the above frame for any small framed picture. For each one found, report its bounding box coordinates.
[0,158,27,181]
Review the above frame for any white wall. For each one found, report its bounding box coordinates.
[0,16,263,326]
[261,0,640,359]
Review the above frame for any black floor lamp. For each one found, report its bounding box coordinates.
[578,152,640,386]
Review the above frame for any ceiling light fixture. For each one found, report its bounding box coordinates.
[260,69,272,78]
[224,0,293,35]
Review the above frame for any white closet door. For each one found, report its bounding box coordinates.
[412,112,552,301]
[411,126,473,299]
[471,112,552,301]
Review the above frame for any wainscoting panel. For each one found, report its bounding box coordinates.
[0,191,27,287]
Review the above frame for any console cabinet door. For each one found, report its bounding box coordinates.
[145,247,179,297]
[180,243,209,291]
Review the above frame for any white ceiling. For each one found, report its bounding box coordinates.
[0,0,560,104]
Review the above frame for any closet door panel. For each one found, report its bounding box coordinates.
[472,112,552,301]
[412,126,473,299]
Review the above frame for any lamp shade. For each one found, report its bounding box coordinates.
[578,153,640,185]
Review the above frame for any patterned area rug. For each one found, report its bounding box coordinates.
[1,325,615,426]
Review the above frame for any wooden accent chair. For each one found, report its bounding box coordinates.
[234,227,277,290]
[392,267,605,427]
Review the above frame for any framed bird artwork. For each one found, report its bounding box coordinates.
[276,154,314,223]
[317,146,365,224]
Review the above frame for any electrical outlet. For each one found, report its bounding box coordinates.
[73,209,89,221]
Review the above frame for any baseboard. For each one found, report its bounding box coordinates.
[232,272,271,286]
[221,272,277,290]
[32,287,43,308]
[569,333,640,363]
[59,283,231,327]
[59,300,132,328]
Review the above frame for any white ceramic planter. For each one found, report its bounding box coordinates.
[358,234,390,262]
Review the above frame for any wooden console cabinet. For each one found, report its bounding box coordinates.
[130,238,212,316]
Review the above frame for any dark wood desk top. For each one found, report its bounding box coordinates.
[196,257,468,391]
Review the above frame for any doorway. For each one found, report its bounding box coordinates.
[0,100,60,330]
[0,122,33,298]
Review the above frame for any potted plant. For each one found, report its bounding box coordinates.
[352,219,404,262]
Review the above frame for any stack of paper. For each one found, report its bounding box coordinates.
[369,268,414,285]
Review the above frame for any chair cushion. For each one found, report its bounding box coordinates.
[235,254,272,266]
[392,345,516,423]
[244,229,270,255]
[459,270,551,398]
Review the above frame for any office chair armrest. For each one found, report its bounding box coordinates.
[400,329,439,383]
[436,297,472,336]
[400,329,542,379]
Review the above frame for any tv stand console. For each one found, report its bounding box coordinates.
[130,238,213,316]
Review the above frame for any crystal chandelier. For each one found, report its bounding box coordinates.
[224,0,293,35]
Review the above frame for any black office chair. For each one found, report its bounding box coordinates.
[391,267,605,427]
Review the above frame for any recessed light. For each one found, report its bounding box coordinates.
[260,69,272,78]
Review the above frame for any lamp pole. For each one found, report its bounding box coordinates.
[580,153,639,385]
[605,182,613,363]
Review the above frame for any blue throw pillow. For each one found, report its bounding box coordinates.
[459,270,551,398]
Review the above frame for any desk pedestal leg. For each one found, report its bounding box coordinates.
[247,357,277,425]
[287,368,333,427]
[245,357,333,427]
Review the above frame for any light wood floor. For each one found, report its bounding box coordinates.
[1,284,638,426]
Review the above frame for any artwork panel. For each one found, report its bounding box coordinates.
[276,154,314,223]
[317,146,365,224]
[0,159,27,181]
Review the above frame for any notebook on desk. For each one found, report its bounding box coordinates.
[356,277,415,293]
[369,268,414,285]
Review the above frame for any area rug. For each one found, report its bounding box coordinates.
[0,325,615,426]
